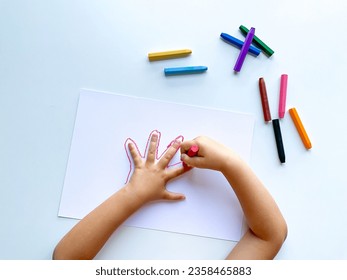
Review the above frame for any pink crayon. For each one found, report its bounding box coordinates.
[187,145,199,157]
[279,74,288,119]
[183,145,199,169]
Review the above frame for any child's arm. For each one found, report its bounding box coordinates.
[181,136,287,260]
[53,133,185,260]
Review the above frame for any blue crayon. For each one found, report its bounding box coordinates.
[220,33,260,56]
[164,66,208,76]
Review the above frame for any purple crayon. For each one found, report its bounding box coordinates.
[233,27,255,72]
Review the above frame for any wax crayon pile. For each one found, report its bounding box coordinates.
[147,25,312,163]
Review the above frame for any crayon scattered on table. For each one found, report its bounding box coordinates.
[234,27,255,72]
[164,66,208,76]
[239,25,274,57]
[259,77,272,122]
[220,32,261,56]
[279,74,288,119]
[272,119,286,163]
[289,108,312,149]
[148,49,192,61]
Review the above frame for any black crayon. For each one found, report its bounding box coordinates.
[272,119,285,163]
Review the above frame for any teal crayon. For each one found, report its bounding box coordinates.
[164,66,208,76]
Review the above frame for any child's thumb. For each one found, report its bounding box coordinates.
[163,191,185,201]
[181,153,199,168]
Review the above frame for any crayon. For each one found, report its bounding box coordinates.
[164,66,208,76]
[234,27,255,72]
[289,108,312,149]
[279,74,288,119]
[239,25,274,57]
[259,77,272,122]
[148,49,192,61]
[220,33,261,56]
[183,145,199,169]
[272,119,285,163]
[187,145,199,157]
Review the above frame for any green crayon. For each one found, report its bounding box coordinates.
[239,25,274,57]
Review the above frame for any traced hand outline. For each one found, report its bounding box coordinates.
[124,130,185,184]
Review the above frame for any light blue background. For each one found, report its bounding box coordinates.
[1,0,347,259]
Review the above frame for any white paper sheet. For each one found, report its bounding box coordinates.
[58,89,255,241]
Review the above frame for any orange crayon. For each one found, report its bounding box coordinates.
[289,108,312,149]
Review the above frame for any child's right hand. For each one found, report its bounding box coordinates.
[180,136,241,173]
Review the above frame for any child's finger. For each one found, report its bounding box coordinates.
[181,153,204,168]
[146,132,159,163]
[166,165,186,181]
[180,140,196,154]
[162,190,185,201]
[158,139,181,168]
[127,141,142,167]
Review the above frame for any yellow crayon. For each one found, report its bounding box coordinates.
[148,49,192,61]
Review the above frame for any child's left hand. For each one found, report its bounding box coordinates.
[125,132,186,204]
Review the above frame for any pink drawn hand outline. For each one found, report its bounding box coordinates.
[124,130,185,184]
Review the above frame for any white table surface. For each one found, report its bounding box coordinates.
[1,0,347,259]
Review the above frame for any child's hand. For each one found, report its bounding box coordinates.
[180,136,241,172]
[124,133,186,205]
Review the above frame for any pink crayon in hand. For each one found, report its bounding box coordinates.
[187,145,199,157]
[279,74,288,119]
[183,145,199,169]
